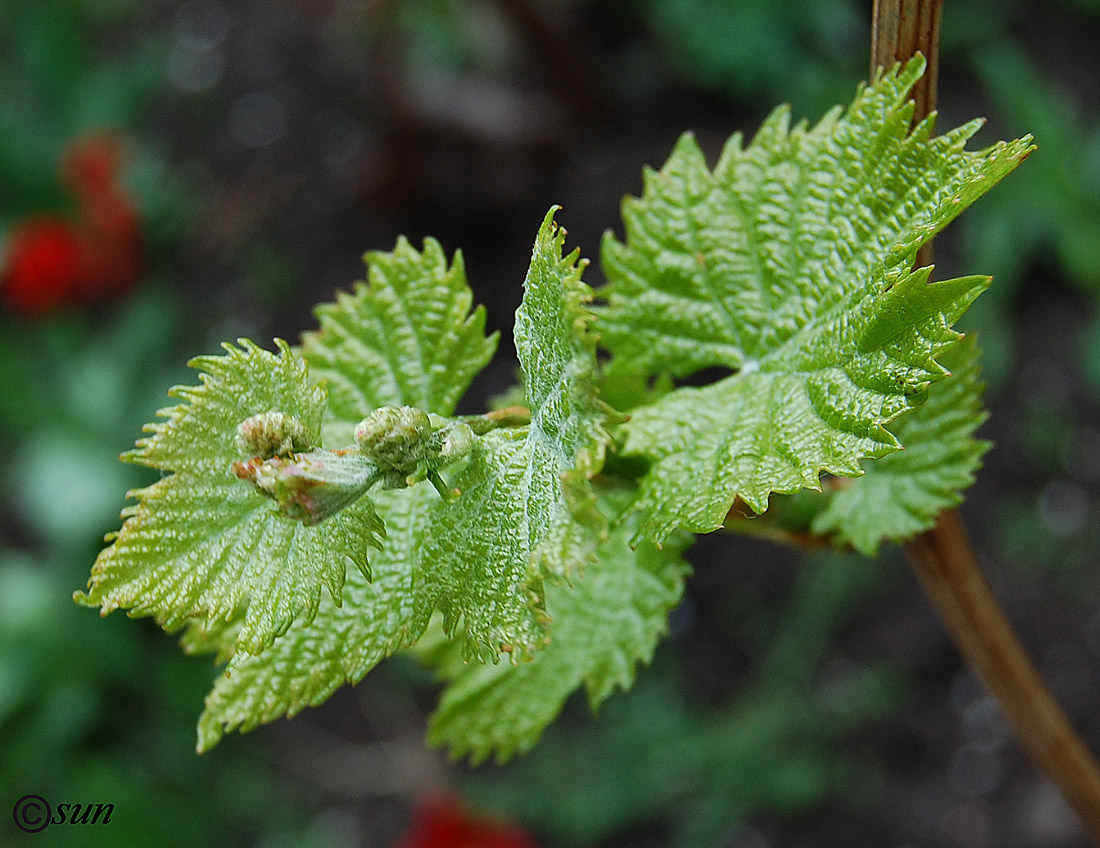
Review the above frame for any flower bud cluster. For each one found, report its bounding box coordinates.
[235,411,312,459]
[355,406,475,490]
[231,406,478,523]
[233,448,377,526]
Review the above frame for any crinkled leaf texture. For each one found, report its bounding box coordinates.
[195,210,613,747]
[196,237,498,749]
[598,56,1033,543]
[75,340,385,656]
[417,207,614,660]
[811,334,989,555]
[426,497,692,764]
[196,485,435,750]
[302,236,498,447]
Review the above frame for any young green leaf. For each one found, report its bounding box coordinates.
[194,485,435,751]
[75,340,385,656]
[301,236,498,445]
[621,265,987,541]
[598,56,1033,542]
[515,208,615,484]
[810,335,989,554]
[188,210,615,748]
[426,501,691,764]
[417,208,615,660]
[191,240,504,749]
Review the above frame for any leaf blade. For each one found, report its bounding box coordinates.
[193,239,505,747]
[195,486,434,751]
[76,340,385,655]
[811,335,990,554]
[427,502,691,764]
[416,208,614,660]
[301,237,499,444]
[598,57,1032,541]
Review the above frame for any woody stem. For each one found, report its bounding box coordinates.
[872,0,1100,839]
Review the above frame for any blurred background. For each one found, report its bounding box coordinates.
[2,0,1100,846]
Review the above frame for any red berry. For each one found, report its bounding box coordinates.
[61,132,124,202]
[394,794,540,848]
[2,131,144,316]
[1,217,89,315]
[76,191,142,300]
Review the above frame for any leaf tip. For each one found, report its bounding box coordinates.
[71,589,93,607]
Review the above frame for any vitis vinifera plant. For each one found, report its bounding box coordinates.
[76,57,1033,761]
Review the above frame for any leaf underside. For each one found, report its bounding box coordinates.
[598,56,1033,543]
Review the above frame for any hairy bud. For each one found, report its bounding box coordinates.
[438,421,475,460]
[235,411,311,458]
[353,406,476,493]
[232,449,379,525]
[354,406,433,468]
